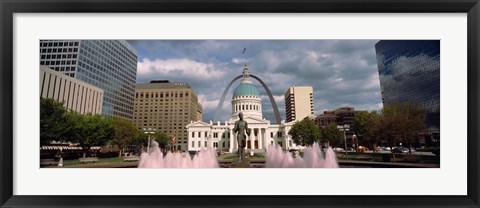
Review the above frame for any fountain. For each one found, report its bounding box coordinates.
[138,141,338,168]
[138,141,219,168]
[265,143,339,168]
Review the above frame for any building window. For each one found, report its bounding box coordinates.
[192,141,194,147]
[198,132,201,138]
[205,141,207,147]
[270,132,273,138]
[192,132,195,138]
[198,141,201,147]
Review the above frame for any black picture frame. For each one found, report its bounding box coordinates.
[1,0,479,207]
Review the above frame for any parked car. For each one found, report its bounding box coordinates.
[357,146,369,153]
[378,146,391,151]
[392,146,409,153]
[333,147,345,152]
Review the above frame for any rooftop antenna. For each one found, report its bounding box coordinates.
[242,47,247,68]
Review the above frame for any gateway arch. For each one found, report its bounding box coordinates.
[214,74,282,124]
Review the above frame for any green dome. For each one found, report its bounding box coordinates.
[233,83,260,98]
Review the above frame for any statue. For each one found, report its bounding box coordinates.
[233,112,250,162]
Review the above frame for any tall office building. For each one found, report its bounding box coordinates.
[284,86,314,122]
[39,40,138,120]
[134,80,203,150]
[40,66,103,115]
[375,40,440,145]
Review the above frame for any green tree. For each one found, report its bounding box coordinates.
[40,98,70,145]
[354,111,380,151]
[353,111,369,149]
[69,113,115,158]
[321,123,344,148]
[353,111,369,138]
[133,130,170,151]
[386,102,427,154]
[133,129,147,146]
[155,132,170,150]
[370,111,396,156]
[288,119,321,146]
[402,102,427,153]
[111,117,138,157]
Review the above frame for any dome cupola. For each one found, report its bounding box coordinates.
[231,65,263,120]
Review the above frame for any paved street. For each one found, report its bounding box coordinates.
[363,150,436,156]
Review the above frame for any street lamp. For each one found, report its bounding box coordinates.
[337,124,350,159]
[352,134,357,152]
[143,128,156,152]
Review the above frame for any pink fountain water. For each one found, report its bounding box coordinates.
[138,141,219,168]
[265,143,339,168]
[138,141,338,168]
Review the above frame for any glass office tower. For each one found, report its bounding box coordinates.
[375,40,440,145]
[40,40,138,120]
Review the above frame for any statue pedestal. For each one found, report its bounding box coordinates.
[230,158,251,168]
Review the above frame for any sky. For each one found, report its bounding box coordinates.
[127,40,383,122]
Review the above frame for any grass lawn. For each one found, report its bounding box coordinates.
[61,157,125,166]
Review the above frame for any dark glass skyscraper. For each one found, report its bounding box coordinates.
[40,40,138,120]
[375,40,440,144]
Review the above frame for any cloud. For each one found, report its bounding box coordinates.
[198,95,220,110]
[334,78,344,83]
[231,58,248,64]
[129,40,385,122]
[137,58,225,79]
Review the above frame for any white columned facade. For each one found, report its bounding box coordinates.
[186,65,304,153]
[229,128,234,152]
[231,128,236,151]
[250,128,255,150]
[259,128,263,150]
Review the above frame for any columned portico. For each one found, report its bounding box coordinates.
[229,128,234,152]
[186,66,303,153]
[250,128,255,150]
[259,128,264,150]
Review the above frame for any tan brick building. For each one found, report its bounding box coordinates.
[40,66,103,115]
[284,86,314,122]
[133,80,202,150]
